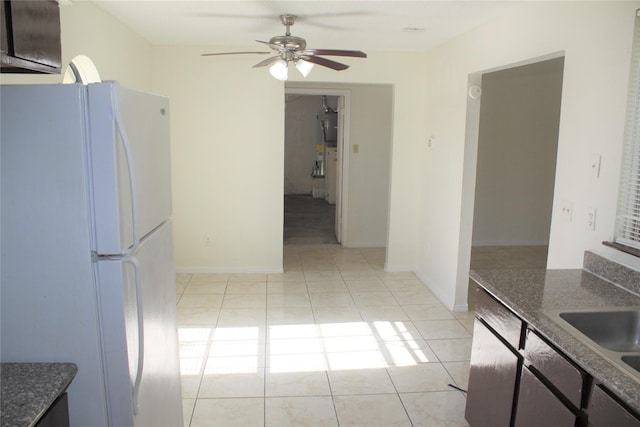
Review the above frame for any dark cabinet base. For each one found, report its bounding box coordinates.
[36,392,69,427]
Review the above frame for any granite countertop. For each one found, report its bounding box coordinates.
[469,268,640,414]
[1,363,77,427]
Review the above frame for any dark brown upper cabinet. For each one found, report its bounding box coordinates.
[1,0,61,74]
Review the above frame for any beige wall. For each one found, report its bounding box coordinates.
[0,1,152,90]
[417,1,640,310]
[472,57,564,246]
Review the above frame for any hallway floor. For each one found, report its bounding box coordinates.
[284,195,337,245]
[176,246,472,427]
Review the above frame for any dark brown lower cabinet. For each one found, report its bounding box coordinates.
[465,319,520,427]
[514,367,577,427]
[36,392,70,427]
[467,283,640,427]
[588,385,640,427]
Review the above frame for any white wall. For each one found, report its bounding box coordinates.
[0,1,152,90]
[152,48,425,271]
[472,58,564,247]
[151,46,285,272]
[416,1,640,310]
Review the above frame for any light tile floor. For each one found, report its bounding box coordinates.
[176,246,473,427]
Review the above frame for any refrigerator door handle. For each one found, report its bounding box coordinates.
[112,84,140,256]
[123,257,144,415]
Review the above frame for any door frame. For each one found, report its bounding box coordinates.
[284,87,352,246]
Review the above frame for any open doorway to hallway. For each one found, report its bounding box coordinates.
[284,83,394,250]
[469,56,565,306]
[284,94,341,245]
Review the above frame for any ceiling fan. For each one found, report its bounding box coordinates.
[201,14,367,81]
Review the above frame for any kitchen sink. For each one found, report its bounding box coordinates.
[623,355,640,372]
[546,307,640,382]
[558,309,640,352]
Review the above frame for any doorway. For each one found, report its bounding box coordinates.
[468,56,565,305]
[284,88,350,246]
[283,94,340,245]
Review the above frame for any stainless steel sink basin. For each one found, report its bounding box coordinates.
[546,307,640,382]
[623,355,640,371]
[558,309,640,352]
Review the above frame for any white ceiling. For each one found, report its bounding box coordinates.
[91,1,529,53]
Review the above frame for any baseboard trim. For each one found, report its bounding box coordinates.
[472,240,549,247]
[175,266,284,274]
[453,304,469,312]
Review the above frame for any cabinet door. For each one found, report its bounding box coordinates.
[515,367,577,427]
[465,319,520,427]
[475,286,523,349]
[588,385,640,427]
[524,329,585,408]
[1,1,8,54]
[9,1,60,68]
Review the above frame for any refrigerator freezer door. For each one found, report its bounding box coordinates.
[1,84,111,426]
[96,221,182,427]
[88,82,172,255]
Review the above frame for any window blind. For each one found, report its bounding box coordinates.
[614,10,640,250]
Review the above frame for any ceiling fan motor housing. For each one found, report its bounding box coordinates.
[271,14,307,59]
[269,35,307,51]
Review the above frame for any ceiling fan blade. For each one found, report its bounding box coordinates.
[303,55,349,71]
[252,56,281,68]
[202,52,270,56]
[302,49,367,58]
[256,40,286,52]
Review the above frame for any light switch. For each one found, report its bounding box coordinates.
[353,144,359,154]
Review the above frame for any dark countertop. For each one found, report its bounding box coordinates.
[1,363,77,427]
[469,268,640,413]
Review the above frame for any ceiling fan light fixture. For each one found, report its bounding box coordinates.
[269,59,288,81]
[295,59,314,77]
[202,14,366,77]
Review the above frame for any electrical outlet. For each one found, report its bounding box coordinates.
[586,208,597,231]
[203,235,211,247]
[590,154,601,178]
[561,201,573,222]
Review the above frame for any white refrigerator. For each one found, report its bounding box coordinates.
[1,82,183,426]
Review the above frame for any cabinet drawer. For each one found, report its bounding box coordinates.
[588,384,640,427]
[475,286,523,349]
[515,367,577,427]
[524,329,585,408]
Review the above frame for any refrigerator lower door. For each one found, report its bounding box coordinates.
[96,221,182,427]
